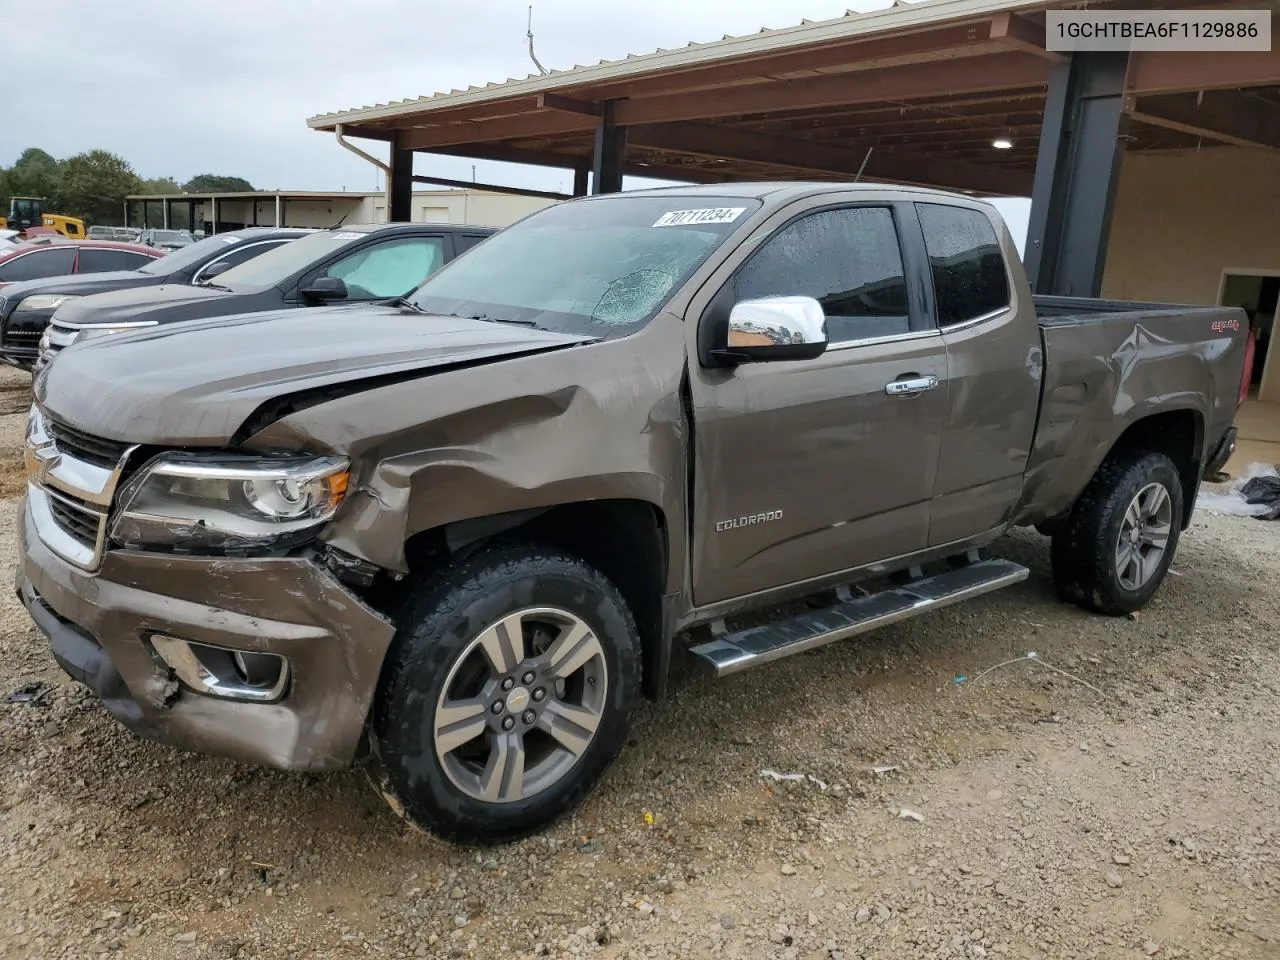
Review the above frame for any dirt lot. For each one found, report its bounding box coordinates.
[1,366,1277,960]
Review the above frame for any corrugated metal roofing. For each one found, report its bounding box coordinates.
[306,0,1056,129]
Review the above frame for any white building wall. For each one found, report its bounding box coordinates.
[1103,148,1280,305]
[370,190,556,227]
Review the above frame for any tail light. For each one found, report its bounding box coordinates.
[1238,326,1257,409]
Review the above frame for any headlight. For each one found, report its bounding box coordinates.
[110,454,350,551]
[75,322,158,342]
[14,294,80,314]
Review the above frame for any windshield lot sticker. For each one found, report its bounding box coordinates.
[219,236,241,244]
[332,232,363,240]
[653,207,747,227]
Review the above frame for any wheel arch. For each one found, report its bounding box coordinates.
[400,498,672,701]
[1098,408,1203,529]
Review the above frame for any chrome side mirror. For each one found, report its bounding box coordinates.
[712,296,828,364]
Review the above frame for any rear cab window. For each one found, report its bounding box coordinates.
[915,203,1011,326]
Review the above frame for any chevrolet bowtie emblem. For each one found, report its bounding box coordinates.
[24,437,60,485]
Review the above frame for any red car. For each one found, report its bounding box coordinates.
[0,238,163,290]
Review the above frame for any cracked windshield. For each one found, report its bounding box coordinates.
[408,196,761,337]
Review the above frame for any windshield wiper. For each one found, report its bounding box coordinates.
[396,298,425,313]
[447,312,540,328]
[198,281,232,292]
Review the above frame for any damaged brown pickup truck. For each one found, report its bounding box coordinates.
[19,183,1252,842]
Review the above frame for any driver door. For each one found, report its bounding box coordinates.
[686,199,948,606]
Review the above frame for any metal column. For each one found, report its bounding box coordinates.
[591,102,626,194]
[573,166,589,197]
[274,193,282,227]
[162,198,170,229]
[388,135,414,222]
[1024,51,1130,298]
[209,196,218,235]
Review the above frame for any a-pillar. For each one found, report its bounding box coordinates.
[591,102,626,194]
[388,134,414,222]
[1024,51,1130,298]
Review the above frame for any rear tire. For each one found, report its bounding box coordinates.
[370,543,640,843]
[1050,450,1183,616]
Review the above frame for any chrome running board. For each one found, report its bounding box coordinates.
[689,558,1029,677]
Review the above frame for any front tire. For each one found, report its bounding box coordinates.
[371,544,640,843]
[1050,450,1184,616]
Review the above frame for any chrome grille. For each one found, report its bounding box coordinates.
[46,418,131,469]
[46,489,103,550]
[39,323,78,363]
[25,405,135,570]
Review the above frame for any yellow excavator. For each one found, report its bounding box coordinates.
[0,197,87,239]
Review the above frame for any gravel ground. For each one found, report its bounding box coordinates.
[1,378,1277,960]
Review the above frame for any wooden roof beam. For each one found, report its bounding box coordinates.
[579,21,1004,100]
[1128,47,1280,95]
[988,12,1064,61]
[402,111,595,149]
[1127,90,1280,151]
[424,143,739,185]
[628,120,1032,195]
[410,174,571,199]
[535,93,602,117]
[613,52,1049,126]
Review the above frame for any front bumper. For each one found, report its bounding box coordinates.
[17,497,396,772]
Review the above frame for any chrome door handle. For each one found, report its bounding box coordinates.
[885,375,938,396]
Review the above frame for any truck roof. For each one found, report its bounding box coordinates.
[574,180,997,208]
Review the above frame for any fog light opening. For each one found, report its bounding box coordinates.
[233,650,285,688]
[151,635,289,703]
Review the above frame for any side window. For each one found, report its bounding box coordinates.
[78,249,154,273]
[916,203,1011,326]
[324,237,446,299]
[734,207,910,344]
[0,248,77,282]
[455,233,489,254]
[194,240,290,281]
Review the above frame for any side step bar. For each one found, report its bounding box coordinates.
[689,558,1029,677]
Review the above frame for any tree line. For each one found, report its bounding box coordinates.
[0,147,255,227]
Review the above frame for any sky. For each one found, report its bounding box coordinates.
[3,0,1031,247]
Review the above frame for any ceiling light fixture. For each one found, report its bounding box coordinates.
[992,137,1014,150]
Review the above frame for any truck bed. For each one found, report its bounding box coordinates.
[1033,294,1234,324]
[1016,295,1249,526]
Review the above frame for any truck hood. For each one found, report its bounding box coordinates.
[35,305,595,446]
[52,282,233,326]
